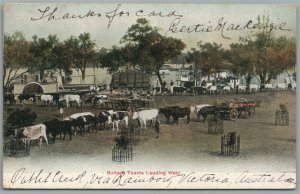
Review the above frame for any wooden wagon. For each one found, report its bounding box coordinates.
[104,97,151,110]
[216,98,257,120]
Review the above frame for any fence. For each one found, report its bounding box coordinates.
[112,145,133,162]
[4,138,30,158]
[275,110,289,126]
[208,116,224,134]
[221,132,240,157]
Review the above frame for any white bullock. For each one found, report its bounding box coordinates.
[60,94,81,107]
[41,94,53,106]
[14,124,48,146]
[276,83,287,90]
[131,109,159,129]
[208,85,217,94]
[222,86,231,93]
[64,112,95,121]
[190,104,212,114]
[90,85,100,93]
[264,84,276,91]
[238,85,247,92]
[249,84,260,92]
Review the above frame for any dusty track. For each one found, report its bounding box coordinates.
[3,91,296,174]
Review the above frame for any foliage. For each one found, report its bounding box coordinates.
[64,33,97,80]
[234,16,296,86]
[7,108,37,129]
[187,42,227,79]
[4,16,295,90]
[3,32,33,92]
[30,34,59,82]
[102,18,186,86]
[100,46,129,73]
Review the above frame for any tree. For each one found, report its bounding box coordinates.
[100,46,128,73]
[121,18,186,86]
[238,15,296,88]
[30,34,59,82]
[266,37,296,83]
[170,53,187,65]
[50,42,73,84]
[3,31,33,92]
[64,33,97,80]
[187,42,227,82]
[227,42,256,89]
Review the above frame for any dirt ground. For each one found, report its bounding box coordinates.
[2,91,296,186]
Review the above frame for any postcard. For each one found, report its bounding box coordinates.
[2,3,296,189]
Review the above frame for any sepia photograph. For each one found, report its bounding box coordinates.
[2,3,297,189]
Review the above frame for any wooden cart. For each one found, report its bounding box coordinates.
[104,98,151,110]
[216,98,257,120]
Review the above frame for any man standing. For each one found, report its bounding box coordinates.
[154,118,160,139]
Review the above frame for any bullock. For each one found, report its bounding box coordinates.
[238,85,247,93]
[193,86,206,95]
[173,86,185,95]
[84,115,99,133]
[92,94,108,107]
[18,93,36,105]
[222,86,231,94]
[249,84,260,92]
[276,83,287,90]
[159,106,180,124]
[41,94,54,106]
[4,93,16,106]
[131,109,159,129]
[197,106,218,122]
[60,94,81,107]
[208,85,217,95]
[264,84,276,91]
[159,106,190,125]
[109,111,129,131]
[90,85,100,94]
[171,107,190,125]
[14,124,48,146]
[69,116,86,136]
[190,104,212,115]
[64,112,95,120]
[64,112,95,135]
[44,119,72,143]
[98,110,113,130]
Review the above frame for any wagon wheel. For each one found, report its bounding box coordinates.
[230,109,239,120]
[249,107,256,117]
[242,109,251,119]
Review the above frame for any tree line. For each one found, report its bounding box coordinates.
[4,16,296,93]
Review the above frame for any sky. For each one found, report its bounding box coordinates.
[3,3,297,51]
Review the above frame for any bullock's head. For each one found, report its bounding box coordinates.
[127,106,134,118]
[59,96,64,101]
[21,128,29,138]
[190,106,196,113]
[131,111,139,120]
[106,113,114,124]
